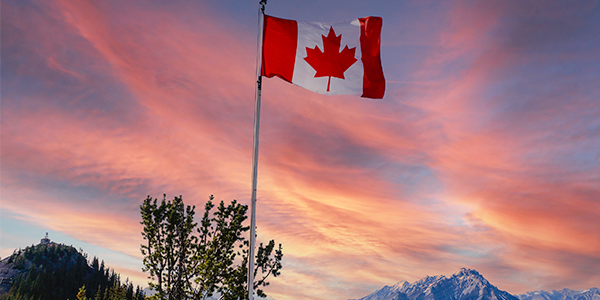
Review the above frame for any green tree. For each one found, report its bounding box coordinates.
[1,244,145,300]
[140,195,283,300]
[140,195,196,299]
[77,285,89,300]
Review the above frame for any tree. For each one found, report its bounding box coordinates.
[77,285,89,300]
[140,195,283,300]
[1,244,145,300]
[140,195,196,299]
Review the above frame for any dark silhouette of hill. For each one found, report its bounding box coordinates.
[0,239,144,300]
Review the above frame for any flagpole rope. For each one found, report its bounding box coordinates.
[248,1,266,300]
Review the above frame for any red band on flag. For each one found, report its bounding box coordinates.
[262,16,298,83]
[359,17,385,99]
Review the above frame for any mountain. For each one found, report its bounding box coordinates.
[351,268,518,300]
[518,288,600,300]
[0,237,145,300]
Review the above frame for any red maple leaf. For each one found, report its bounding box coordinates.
[304,27,358,92]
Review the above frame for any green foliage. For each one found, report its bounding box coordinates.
[0,244,145,300]
[140,195,283,300]
[77,285,89,300]
[141,195,196,299]
[87,277,144,300]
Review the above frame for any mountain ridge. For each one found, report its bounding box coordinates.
[0,239,145,300]
[517,288,600,300]
[352,268,599,300]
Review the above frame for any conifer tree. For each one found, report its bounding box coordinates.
[2,244,145,300]
[140,195,283,300]
[77,285,89,300]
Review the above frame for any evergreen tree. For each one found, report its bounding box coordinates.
[140,195,283,299]
[0,244,145,300]
[77,285,89,300]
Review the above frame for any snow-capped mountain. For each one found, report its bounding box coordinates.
[351,268,518,300]
[518,288,600,300]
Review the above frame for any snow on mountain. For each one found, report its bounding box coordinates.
[518,288,600,300]
[351,268,518,300]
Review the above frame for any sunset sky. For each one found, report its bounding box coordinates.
[1,1,599,299]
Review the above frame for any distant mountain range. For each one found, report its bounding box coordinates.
[351,268,599,300]
[518,288,600,300]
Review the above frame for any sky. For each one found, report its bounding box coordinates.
[1,1,599,299]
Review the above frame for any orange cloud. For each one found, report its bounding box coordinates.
[2,1,599,299]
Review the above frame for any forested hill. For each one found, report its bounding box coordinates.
[0,242,145,300]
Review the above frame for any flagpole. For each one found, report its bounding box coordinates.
[248,1,266,300]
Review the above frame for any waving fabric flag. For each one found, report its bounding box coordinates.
[262,15,385,99]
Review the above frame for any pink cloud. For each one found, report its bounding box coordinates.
[2,0,599,299]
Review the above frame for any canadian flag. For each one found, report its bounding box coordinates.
[262,15,385,99]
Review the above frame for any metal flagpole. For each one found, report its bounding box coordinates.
[248,1,266,300]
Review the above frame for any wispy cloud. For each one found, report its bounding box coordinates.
[2,0,599,299]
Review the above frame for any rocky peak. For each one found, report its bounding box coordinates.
[351,268,518,300]
[453,268,481,278]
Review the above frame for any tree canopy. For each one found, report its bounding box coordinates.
[140,195,283,300]
[0,244,144,300]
